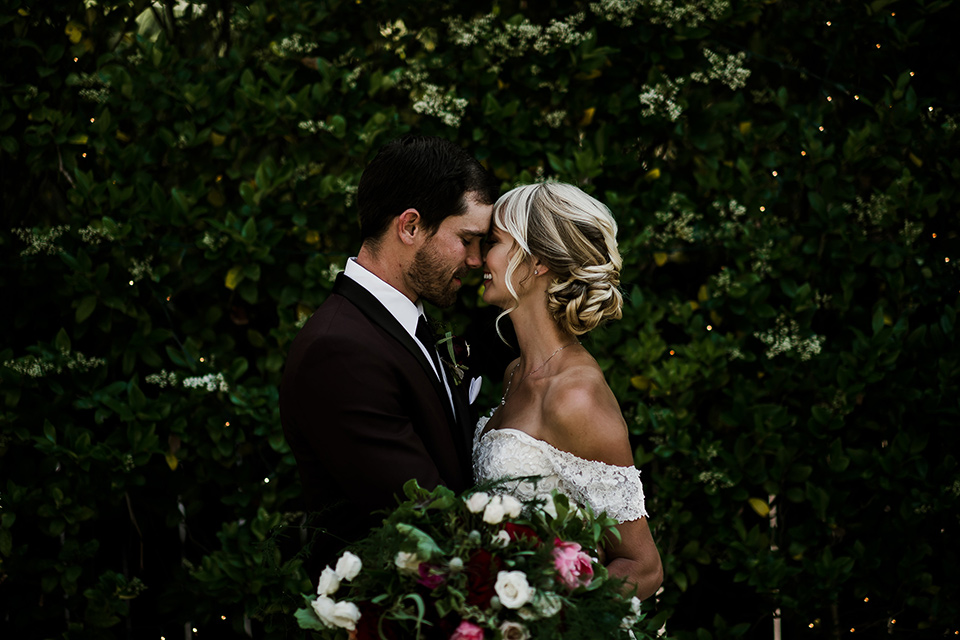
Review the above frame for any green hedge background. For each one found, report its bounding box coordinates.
[2,0,958,638]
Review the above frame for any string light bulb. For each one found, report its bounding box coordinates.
[264,477,270,483]
[760,206,766,212]
[910,71,915,77]
[864,597,870,602]
[933,233,938,238]
[855,95,860,100]
[801,150,807,156]
[90,118,95,123]
[772,170,778,177]
[707,325,713,331]
[826,21,832,26]
[876,43,881,48]
[809,623,815,629]
[827,96,833,101]
[128,280,134,286]
[225,421,230,427]
[221,616,227,621]
[669,350,676,356]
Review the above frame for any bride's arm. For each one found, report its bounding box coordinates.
[544,368,664,600]
[604,517,663,600]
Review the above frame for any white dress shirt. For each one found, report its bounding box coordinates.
[343,258,456,414]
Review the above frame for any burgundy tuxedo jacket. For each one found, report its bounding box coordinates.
[280,273,474,570]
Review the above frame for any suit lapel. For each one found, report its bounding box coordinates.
[333,274,468,456]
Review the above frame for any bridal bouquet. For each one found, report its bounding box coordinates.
[294,480,650,639]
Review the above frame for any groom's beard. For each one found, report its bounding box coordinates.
[410,241,465,309]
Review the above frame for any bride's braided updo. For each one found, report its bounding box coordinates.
[494,183,623,336]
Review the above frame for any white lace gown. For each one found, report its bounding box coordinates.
[473,414,648,523]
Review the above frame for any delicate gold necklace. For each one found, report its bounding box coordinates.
[499,341,580,407]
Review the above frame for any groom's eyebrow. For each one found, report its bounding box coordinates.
[460,229,487,239]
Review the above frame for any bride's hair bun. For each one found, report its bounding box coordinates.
[494,182,623,336]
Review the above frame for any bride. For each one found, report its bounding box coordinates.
[474,182,663,600]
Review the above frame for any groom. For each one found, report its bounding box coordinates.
[280,136,498,571]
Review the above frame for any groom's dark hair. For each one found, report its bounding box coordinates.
[356,136,498,248]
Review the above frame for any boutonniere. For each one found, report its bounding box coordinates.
[436,330,470,385]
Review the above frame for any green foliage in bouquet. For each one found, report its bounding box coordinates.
[294,480,654,640]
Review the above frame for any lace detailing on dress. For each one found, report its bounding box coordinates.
[473,416,648,523]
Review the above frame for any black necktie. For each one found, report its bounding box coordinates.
[416,315,444,381]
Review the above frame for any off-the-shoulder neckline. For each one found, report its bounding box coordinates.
[477,424,638,472]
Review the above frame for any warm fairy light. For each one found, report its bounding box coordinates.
[225,421,230,427]
[876,43,881,48]
[891,620,897,625]
[193,629,198,634]
[827,96,833,101]
[809,623,815,628]
[128,280,134,286]
[772,170,778,177]
[759,206,766,212]
[864,597,870,602]
[90,118,95,123]
[930,107,934,112]
[221,616,227,621]
[669,350,675,356]
[891,12,896,16]
[706,325,713,331]
[264,477,270,483]
[819,126,825,131]
[946,257,951,263]
[801,150,807,156]
[82,152,87,157]
[850,628,855,633]
[933,233,938,238]
[826,21,832,26]
[910,72,915,76]
[166,296,171,301]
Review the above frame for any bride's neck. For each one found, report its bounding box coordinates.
[509,301,576,370]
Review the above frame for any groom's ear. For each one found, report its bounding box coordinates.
[397,209,422,246]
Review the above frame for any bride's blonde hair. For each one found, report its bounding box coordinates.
[493,182,623,338]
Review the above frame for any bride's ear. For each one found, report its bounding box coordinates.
[531,257,549,277]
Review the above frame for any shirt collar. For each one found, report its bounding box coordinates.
[343,257,424,337]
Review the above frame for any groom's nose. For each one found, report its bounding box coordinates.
[465,243,483,268]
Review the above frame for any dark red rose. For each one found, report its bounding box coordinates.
[354,602,399,640]
[417,563,446,589]
[464,548,501,607]
[503,522,541,544]
[450,335,470,362]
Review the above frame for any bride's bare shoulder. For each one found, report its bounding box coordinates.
[541,361,632,466]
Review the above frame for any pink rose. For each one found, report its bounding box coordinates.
[552,538,594,590]
[449,620,484,640]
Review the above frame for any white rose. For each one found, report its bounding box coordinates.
[311,596,361,630]
[316,565,341,596]
[532,590,563,618]
[499,620,531,640]
[394,551,421,574]
[493,529,511,547]
[335,551,362,581]
[465,491,491,513]
[501,495,523,519]
[495,570,534,609]
[541,496,558,519]
[483,496,506,524]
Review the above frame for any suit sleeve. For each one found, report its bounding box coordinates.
[287,331,445,515]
